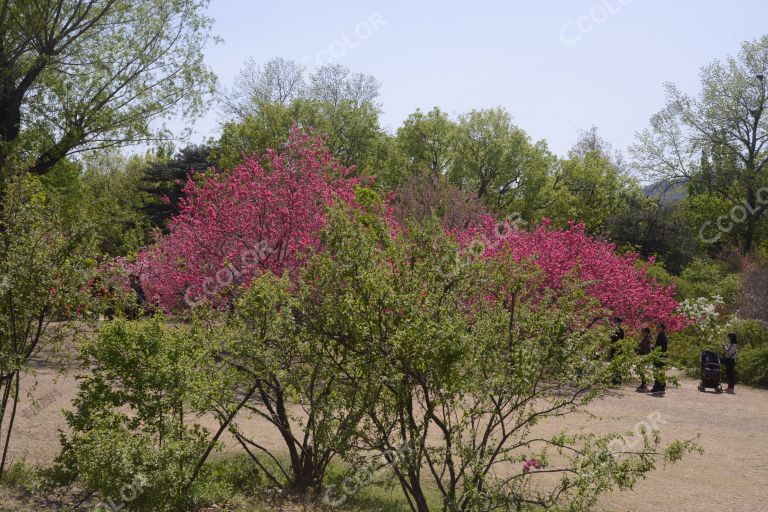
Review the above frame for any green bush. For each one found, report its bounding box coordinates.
[731,319,768,348]
[732,320,768,388]
[739,344,768,388]
[677,258,740,304]
[54,318,235,511]
[667,328,705,376]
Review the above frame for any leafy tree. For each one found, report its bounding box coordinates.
[0,174,93,477]
[608,197,699,274]
[548,130,640,234]
[79,149,154,255]
[136,129,362,309]
[677,258,740,303]
[396,107,458,178]
[0,0,217,185]
[631,36,768,253]
[221,272,371,491]
[140,143,216,229]
[301,206,697,512]
[39,158,87,228]
[216,99,385,174]
[450,108,554,218]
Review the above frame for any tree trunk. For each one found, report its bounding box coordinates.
[743,216,756,255]
[0,371,20,478]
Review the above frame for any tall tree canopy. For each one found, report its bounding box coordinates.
[548,127,640,235]
[0,0,217,182]
[220,58,380,120]
[631,36,768,253]
[449,108,555,218]
[396,107,457,179]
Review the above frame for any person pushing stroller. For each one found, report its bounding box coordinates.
[722,333,738,394]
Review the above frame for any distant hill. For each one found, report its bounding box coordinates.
[643,179,688,207]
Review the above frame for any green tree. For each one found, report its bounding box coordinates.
[0,174,94,477]
[220,272,371,492]
[55,318,242,511]
[550,139,640,234]
[216,98,385,175]
[631,36,768,253]
[449,108,554,219]
[0,0,217,183]
[303,206,698,512]
[396,107,458,178]
[80,149,156,255]
[608,196,699,274]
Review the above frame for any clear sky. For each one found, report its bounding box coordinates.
[185,0,768,158]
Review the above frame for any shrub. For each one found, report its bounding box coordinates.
[731,319,768,348]
[54,319,237,511]
[667,319,768,388]
[739,344,768,388]
[220,272,370,492]
[0,174,95,478]
[677,258,740,304]
[297,205,698,511]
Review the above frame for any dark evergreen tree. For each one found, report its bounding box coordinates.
[141,144,216,229]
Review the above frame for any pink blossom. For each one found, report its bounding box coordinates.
[522,458,542,473]
[135,127,364,310]
[466,218,685,330]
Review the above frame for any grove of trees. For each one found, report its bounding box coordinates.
[0,3,767,510]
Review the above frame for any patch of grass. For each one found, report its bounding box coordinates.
[0,459,38,491]
[189,454,266,510]
[5,452,442,511]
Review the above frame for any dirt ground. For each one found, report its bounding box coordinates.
[7,357,768,512]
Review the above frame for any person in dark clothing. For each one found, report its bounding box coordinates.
[722,333,738,394]
[650,323,668,393]
[609,317,625,358]
[636,327,652,392]
[129,274,149,319]
[609,317,625,384]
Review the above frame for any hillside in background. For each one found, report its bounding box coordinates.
[643,179,688,206]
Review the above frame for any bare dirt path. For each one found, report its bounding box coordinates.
[8,361,768,511]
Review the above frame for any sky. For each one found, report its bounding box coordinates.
[179,0,768,159]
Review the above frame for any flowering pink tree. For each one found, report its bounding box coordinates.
[133,125,681,327]
[465,217,685,330]
[135,128,361,309]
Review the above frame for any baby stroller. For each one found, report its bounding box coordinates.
[698,350,723,393]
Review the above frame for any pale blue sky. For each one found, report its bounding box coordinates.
[184,0,768,158]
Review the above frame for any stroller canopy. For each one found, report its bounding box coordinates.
[701,350,720,366]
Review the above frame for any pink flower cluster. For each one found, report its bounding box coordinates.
[130,128,683,330]
[467,217,686,330]
[522,458,542,473]
[134,128,361,309]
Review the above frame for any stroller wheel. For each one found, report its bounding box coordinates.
[698,385,704,392]
[716,386,723,394]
